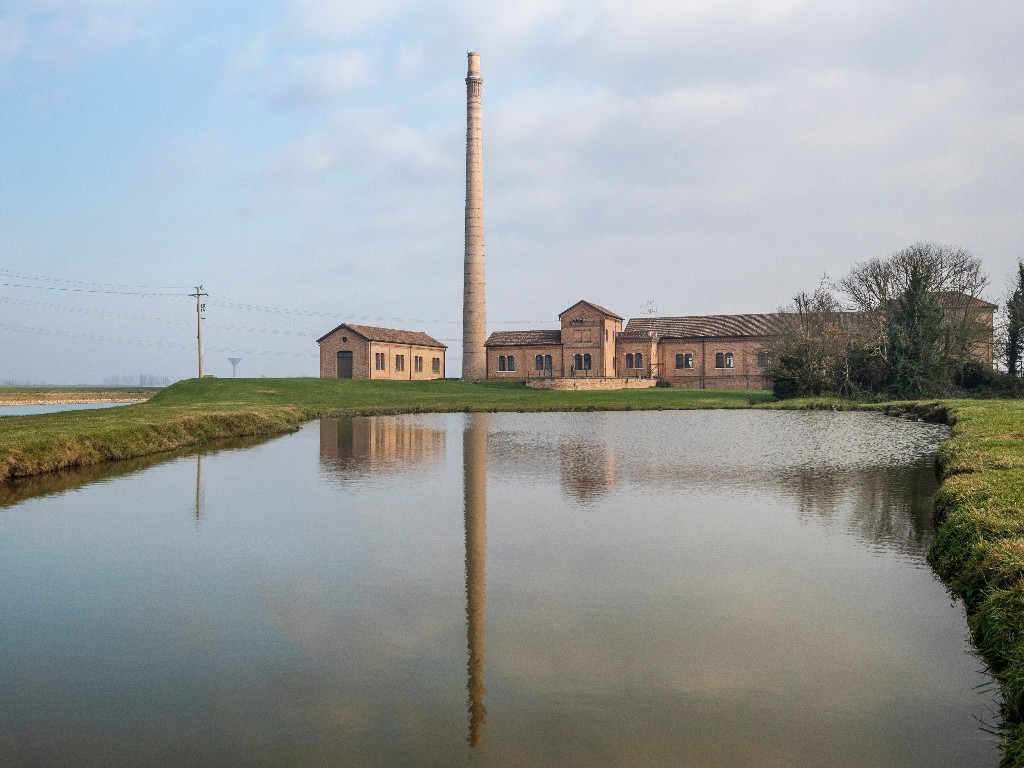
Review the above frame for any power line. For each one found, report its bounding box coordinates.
[0,281,188,298]
[0,268,191,290]
[0,322,317,357]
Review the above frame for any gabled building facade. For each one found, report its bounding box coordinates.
[317,323,446,380]
[483,297,996,390]
[485,300,622,379]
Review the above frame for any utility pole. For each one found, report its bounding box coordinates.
[190,285,207,378]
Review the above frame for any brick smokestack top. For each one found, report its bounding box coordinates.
[462,51,487,379]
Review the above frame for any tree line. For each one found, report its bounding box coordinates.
[767,242,1024,399]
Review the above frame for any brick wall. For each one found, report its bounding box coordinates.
[319,329,444,380]
[486,345,562,378]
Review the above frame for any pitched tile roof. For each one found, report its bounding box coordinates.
[558,300,624,321]
[317,323,446,348]
[624,313,782,338]
[485,330,562,346]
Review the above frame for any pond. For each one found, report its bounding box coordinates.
[0,402,136,417]
[0,411,998,766]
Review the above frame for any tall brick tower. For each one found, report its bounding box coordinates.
[462,51,487,379]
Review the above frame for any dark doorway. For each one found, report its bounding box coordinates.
[337,351,353,378]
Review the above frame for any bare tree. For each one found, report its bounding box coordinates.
[838,242,989,375]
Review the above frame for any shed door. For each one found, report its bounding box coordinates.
[337,351,353,379]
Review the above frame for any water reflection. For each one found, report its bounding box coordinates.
[0,433,274,510]
[194,454,204,525]
[0,411,997,767]
[464,413,488,751]
[319,415,446,481]
[487,411,949,555]
[558,436,619,502]
[787,460,938,554]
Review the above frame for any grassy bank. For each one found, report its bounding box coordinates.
[910,398,1024,767]
[0,377,770,481]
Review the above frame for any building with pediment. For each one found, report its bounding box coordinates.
[485,297,995,390]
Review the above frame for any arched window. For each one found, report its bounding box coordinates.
[715,352,725,369]
[725,352,733,369]
[535,355,544,371]
[583,353,592,370]
[544,355,552,371]
[635,352,643,369]
[625,353,634,369]
[574,353,583,370]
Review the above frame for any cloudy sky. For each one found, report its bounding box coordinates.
[1,0,1021,381]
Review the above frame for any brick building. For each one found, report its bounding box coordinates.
[484,297,995,390]
[317,324,446,380]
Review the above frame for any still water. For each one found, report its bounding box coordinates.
[0,411,998,766]
[0,402,135,416]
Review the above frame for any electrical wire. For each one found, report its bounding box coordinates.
[0,268,191,290]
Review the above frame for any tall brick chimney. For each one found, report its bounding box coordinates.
[462,51,487,379]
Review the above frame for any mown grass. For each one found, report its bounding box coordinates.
[0,377,771,480]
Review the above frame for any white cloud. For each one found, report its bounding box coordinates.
[283,51,373,99]
[0,15,26,61]
[286,0,405,40]
[27,10,147,67]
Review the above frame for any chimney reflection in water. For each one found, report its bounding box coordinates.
[194,453,203,526]
[463,413,488,750]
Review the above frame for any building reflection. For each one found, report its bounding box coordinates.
[319,416,446,480]
[463,412,489,751]
[558,438,620,502]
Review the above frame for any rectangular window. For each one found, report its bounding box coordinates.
[725,352,734,369]
[715,352,725,369]
[544,355,552,371]
[414,355,423,373]
[432,357,441,374]
[498,355,507,372]
[675,354,685,369]
[507,355,515,371]
[395,354,405,372]
[757,351,769,368]
[375,352,385,371]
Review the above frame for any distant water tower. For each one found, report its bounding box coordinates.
[228,357,242,378]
